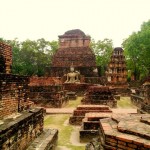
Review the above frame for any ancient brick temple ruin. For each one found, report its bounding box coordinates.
[29,76,68,108]
[81,85,117,107]
[85,113,150,150]
[131,76,150,113]
[80,113,112,141]
[106,47,128,89]
[0,42,58,150]
[99,114,150,149]
[46,29,98,78]
[69,105,112,125]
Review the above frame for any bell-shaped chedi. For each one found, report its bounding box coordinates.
[46,29,98,77]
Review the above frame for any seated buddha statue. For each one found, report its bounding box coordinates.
[65,66,80,83]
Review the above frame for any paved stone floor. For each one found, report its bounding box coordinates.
[46,108,137,114]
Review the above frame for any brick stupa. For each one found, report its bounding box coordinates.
[106,47,127,86]
[46,29,98,77]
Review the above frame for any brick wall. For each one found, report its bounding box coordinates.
[0,42,12,74]
[29,77,68,108]
[99,114,150,150]
[0,108,44,150]
[0,74,32,119]
[82,86,117,107]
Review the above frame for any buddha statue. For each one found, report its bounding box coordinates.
[65,65,80,83]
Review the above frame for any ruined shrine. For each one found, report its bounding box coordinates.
[0,42,58,150]
[99,114,150,149]
[131,76,150,113]
[80,113,112,141]
[81,85,117,107]
[46,29,98,77]
[106,47,127,88]
[86,114,150,149]
[69,105,112,125]
[29,76,68,108]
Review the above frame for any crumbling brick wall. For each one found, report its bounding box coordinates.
[0,108,44,150]
[0,74,32,119]
[99,114,150,150]
[0,42,12,74]
[82,86,117,107]
[29,77,68,108]
[69,105,112,125]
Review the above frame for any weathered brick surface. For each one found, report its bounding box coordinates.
[106,47,127,87]
[80,113,112,140]
[29,77,68,108]
[99,114,150,149]
[69,105,112,125]
[46,29,98,77]
[82,85,117,107]
[0,42,58,150]
[0,108,44,150]
[27,129,58,150]
[131,78,150,113]
[0,42,12,74]
[0,74,33,119]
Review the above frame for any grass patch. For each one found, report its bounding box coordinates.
[44,114,85,149]
[67,145,85,150]
[117,97,136,108]
[65,97,83,108]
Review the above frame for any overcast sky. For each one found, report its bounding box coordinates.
[0,0,150,47]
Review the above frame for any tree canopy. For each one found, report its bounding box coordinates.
[91,38,113,75]
[122,20,150,80]
[0,38,58,76]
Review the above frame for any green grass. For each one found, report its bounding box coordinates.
[65,97,83,108]
[117,97,136,108]
[44,96,137,150]
[44,114,85,150]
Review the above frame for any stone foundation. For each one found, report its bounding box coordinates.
[27,129,58,150]
[82,86,117,108]
[99,114,150,150]
[80,113,112,142]
[29,77,68,108]
[69,105,112,125]
[63,83,89,96]
[0,108,44,150]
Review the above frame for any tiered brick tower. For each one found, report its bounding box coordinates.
[106,47,127,87]
[46,29,98,77]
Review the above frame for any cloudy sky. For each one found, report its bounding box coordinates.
[0,0,150,47]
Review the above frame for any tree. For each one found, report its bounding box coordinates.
[122,20,150,80]
[91,38,113,75]
[1,38,58,76]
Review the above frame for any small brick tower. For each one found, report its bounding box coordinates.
[106,47,127,87]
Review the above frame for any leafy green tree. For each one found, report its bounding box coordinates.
[91,38,113,75]
[122,20,150,80]
[1,38,58,76]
